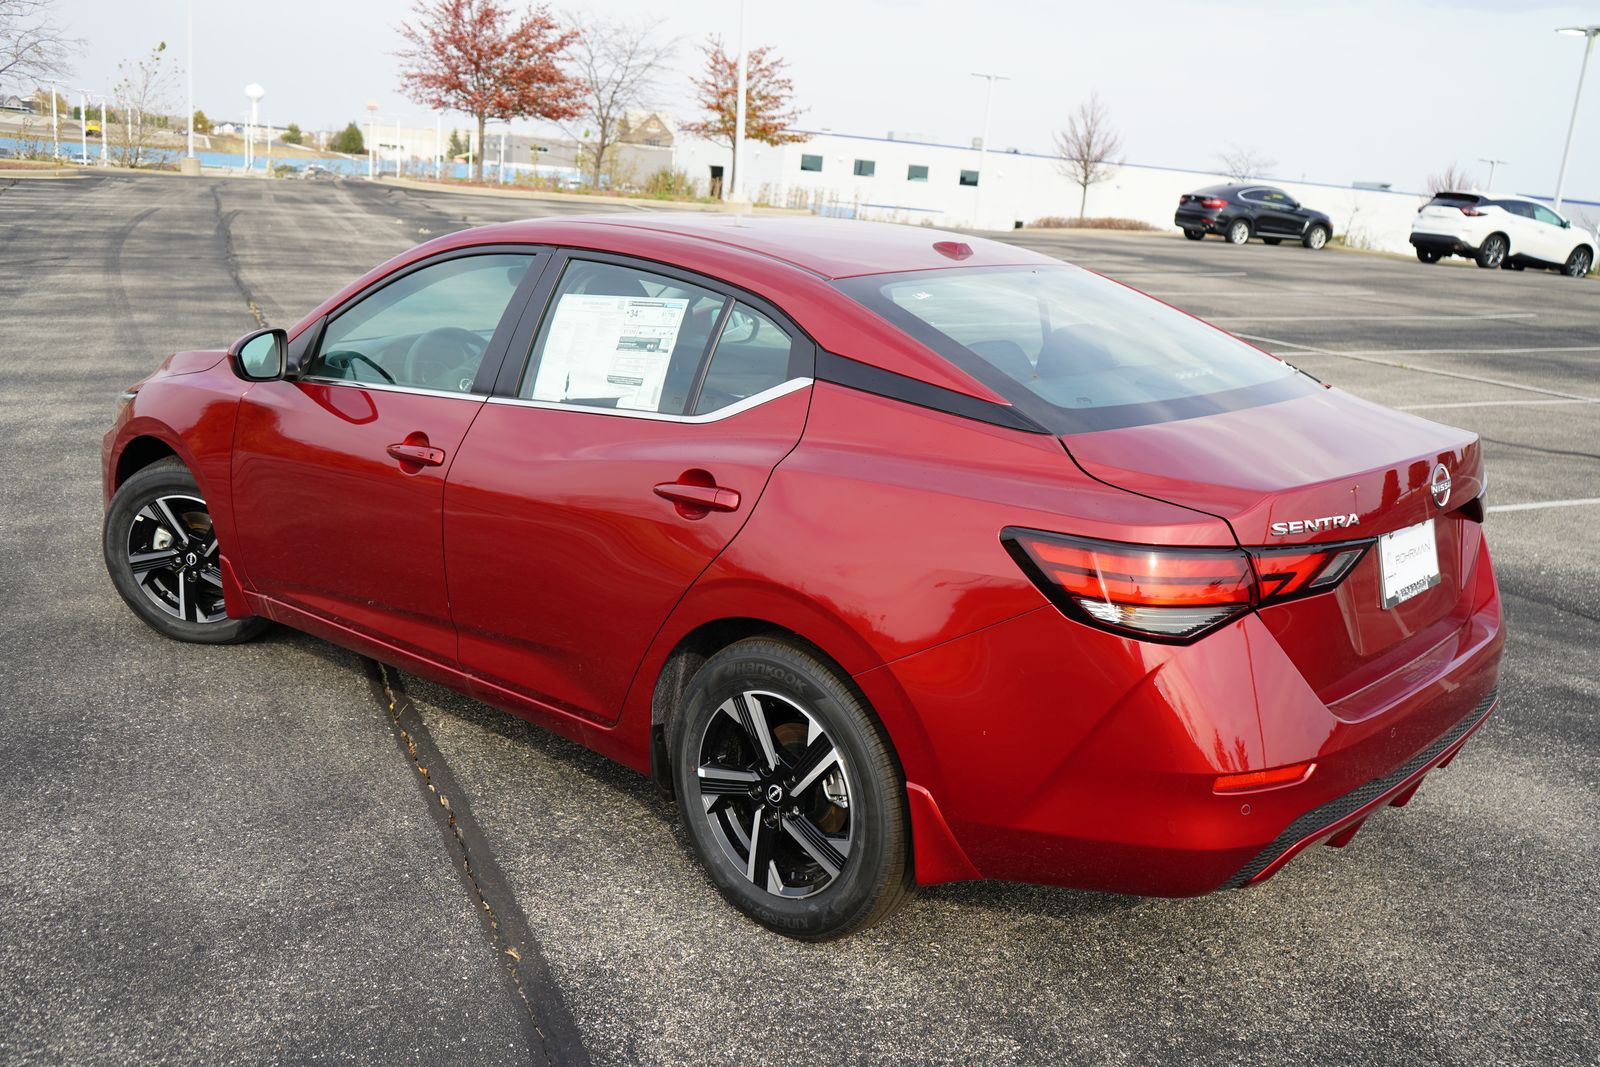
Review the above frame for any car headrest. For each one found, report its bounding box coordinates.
[967,339,1034,383]
[1034,324,1130,383]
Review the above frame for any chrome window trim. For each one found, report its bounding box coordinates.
[487,376,812,423]
[298,376,487,402]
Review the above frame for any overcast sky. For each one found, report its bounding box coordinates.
[49,0,1600,198]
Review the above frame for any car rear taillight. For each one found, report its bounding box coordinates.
[1002,529,1370,642]
[1460,206,1486,216]
[1200,198,1227,209]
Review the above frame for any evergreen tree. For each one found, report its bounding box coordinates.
[329,121,365,154]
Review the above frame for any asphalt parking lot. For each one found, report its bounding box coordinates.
[0,172,1595,1066]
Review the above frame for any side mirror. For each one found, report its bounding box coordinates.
[228,327,287,382]
[1563,218,1572,229]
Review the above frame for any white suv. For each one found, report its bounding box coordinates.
[1410,191,1595,276]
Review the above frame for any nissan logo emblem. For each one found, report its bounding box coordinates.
[1430,463,1452,508]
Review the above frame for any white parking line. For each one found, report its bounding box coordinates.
[1487,497,1600,514]
[1211,312,1537,323]
[1398,399,1598,411]
[1235,332,1600,403]
[1109,271,1250,279]
[1335,346,1600,356]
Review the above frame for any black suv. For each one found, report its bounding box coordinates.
[1175,184,1333,249]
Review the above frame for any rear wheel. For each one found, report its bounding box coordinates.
[1563,246,1593,277]
[1416,248,1441,263]
[1226,218,1252,245]
[671,637,912,940]
[1302,224,1329,250]
[1183,229,1204,241]
[103,459,269,644]
[1475,234,1508,269]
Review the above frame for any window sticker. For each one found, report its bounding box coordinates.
[531,294,690,410]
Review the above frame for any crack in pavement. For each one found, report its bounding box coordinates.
[365,659,589,1067]
[211,186,267,328]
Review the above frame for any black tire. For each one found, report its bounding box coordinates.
[1183,229,1204,241]
[1262,237,1282,246]
[1416,248,1441,263]
[1502,259,1525,271]
[1563,246,1593,277]
[670,636,913,940]
[103,458,270,644]
[1475,233,1508,269]
[1226,218,1252,245]
[1302,224,1330,250]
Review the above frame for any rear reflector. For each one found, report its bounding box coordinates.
[1214,762,1315,793]
[1002,529,1370,643]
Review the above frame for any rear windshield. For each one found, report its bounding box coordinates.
[837,265,1319,433]
[1425,193,1483,207]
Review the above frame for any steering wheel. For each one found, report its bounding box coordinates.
[403,327,487,391]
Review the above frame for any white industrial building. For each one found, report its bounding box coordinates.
[672,129,1600,257]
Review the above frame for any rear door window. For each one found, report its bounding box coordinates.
[693,304,798,415]
[522,261,727,415]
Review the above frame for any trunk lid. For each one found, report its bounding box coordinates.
[1063,388,1486,710]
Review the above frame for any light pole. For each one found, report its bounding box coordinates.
[970,71,1010,229]
[99,97,108,164]
[729,0,747,203]
[186,0,195,160]
[79,92,87,161]
[245,84,264,174]
[1478,157,1508,191]
[1554,25,1599,211]
[50,82,58,159]
[366,100,379,178]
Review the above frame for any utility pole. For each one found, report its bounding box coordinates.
[186,0,195,160]
[79,92,87,161]
[970,71,1010,229]
[50,83,58,159]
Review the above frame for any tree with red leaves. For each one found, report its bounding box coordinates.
[680,36,805,197]
[397,0,582,182]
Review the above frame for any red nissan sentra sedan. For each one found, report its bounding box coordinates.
[102,215,1503,939]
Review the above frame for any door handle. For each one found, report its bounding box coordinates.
[387,442,447,467]
[653,482,741,512]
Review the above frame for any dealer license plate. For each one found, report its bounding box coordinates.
[1378,520,1440,609]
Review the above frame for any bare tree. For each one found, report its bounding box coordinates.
[108,42,177,168]
[564,14,675,189]
[1426,161,1478,194]
[0,0,72,88]
[1216,144,1276,181]
[1053,91,1122,219]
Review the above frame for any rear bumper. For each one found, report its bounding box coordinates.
[867,536,1504,895]
[1175,210,1225,232]
[1411,231,1479,256]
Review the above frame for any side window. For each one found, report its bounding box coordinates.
[310,254,534,392]
[800,154,823,172]
[522,261,726,415]
[853,159,876,177]
[1532,204,1563,227]
[907,164,929,182]
[1239,188,1267,204]
[693,303,797,415]
[959,170,980,187]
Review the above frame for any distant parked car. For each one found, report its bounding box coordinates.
[1410,192,1595,277]
[297,164,331,180]
[1175,184,1333,249]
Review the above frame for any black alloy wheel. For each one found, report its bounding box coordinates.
[103,459,269,643]
[672,637,912,939]
[1475,234,1508,269]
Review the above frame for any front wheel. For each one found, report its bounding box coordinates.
[1302,225,1329,250]
[671,637,913,940]
[1475,234,1508,269]
[1226,218,1252,245]
[1564,247,1593,277]
[103,458,269,644]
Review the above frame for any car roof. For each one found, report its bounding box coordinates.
[458,213,1056,281]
